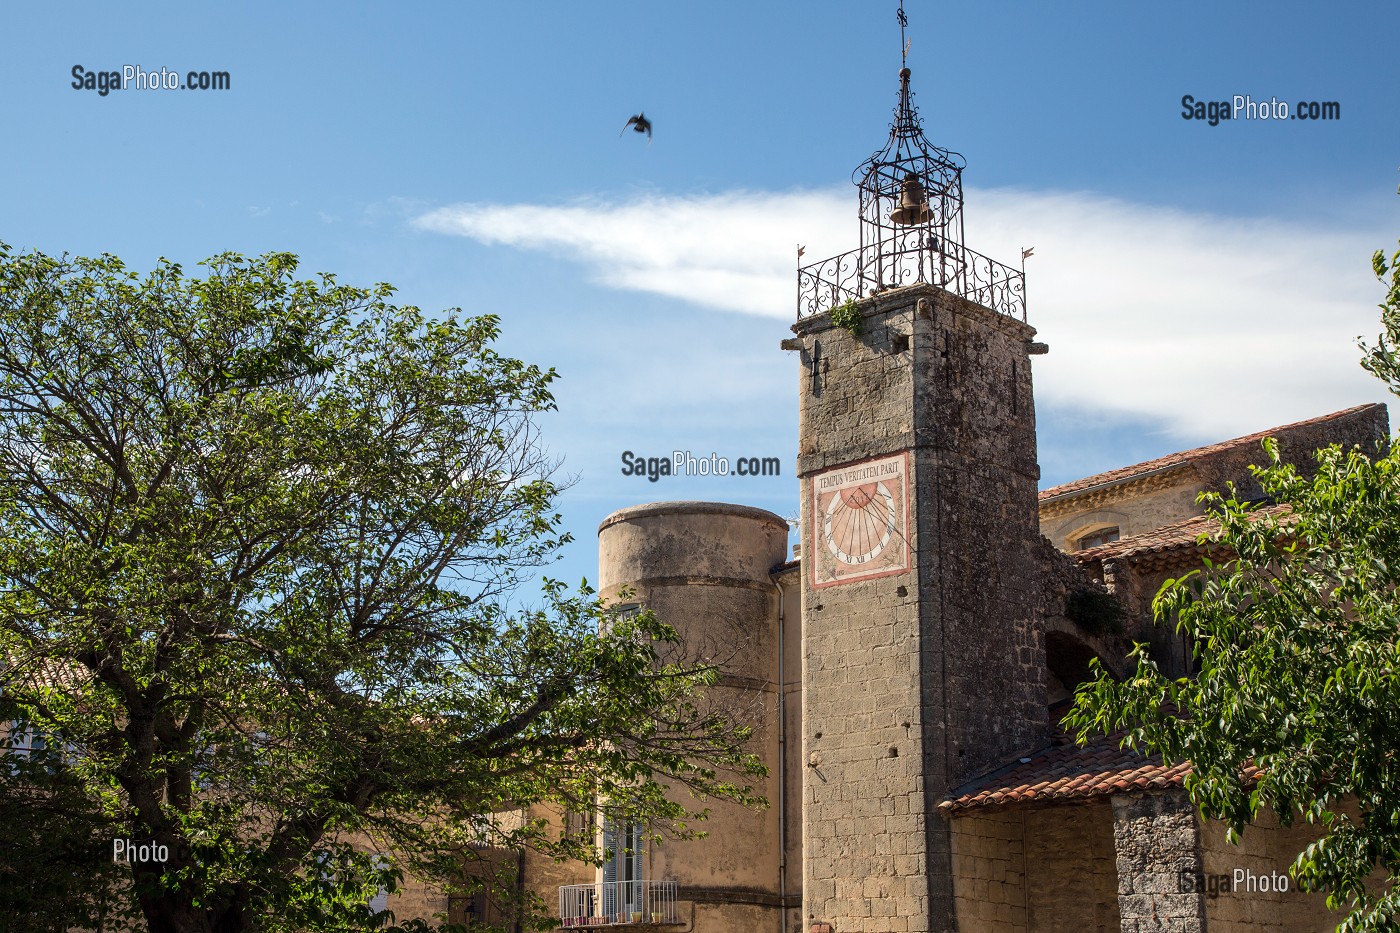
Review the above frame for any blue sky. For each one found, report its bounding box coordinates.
[3,1,1398,593]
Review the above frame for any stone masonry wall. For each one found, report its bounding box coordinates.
[950,803,1121,933]
[1200,808,1340,932]
[797,291,933,933]
[1040,403,1390,555]
[521,805,595,931]
[1194,403,1389,501]
[794,285,1048,933]
[385,874,454,927]
[778,567,805,933]
[1037,534,1128,690]
[1042,479,1204,552]
[1024,803,1121,933]
[597,503,790,933]
[1116,560,1194,681]
[949,810,1028,933]
[1111,792,1207,933]
[911,288,1048,848]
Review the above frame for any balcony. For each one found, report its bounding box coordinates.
[797,240,1026,323]
[559,880,681,927]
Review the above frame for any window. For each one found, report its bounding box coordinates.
[4,719,44,758]
[601,602,644,640]
[1075,526,1120,550]
[601,817,645,921]
[564,808,596,841]
[366,854,391,916]
[4,719,48,774]
[606,601,641,625]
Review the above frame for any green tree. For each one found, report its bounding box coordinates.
[0,704,135,932]
[0,246,764,933]
[1066,232,1400,932]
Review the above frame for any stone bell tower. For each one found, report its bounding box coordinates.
[792,22,1048,933]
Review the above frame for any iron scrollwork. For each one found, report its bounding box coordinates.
[796,55,1027,325]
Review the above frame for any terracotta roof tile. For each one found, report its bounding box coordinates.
[1038,405,1380,502]
[1071,503,1291,564]
[940,731,1179,811]
[940,726,1261,812]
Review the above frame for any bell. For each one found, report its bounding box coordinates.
[890,174,931,226]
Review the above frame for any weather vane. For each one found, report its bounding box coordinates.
[898,2,909,68]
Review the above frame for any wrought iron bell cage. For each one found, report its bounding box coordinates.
[856,67,967,296]
[797,64,1025,322]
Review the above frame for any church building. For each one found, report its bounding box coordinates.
[498,38,1388,933]
[367,20,1390,933]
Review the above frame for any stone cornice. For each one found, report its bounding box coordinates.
[1038,465,1195,520]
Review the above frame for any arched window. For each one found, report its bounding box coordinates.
[1074,525,1120,550]
[1049,509,1127,553]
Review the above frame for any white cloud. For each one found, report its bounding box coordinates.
[414,191,847,318]
[414,189,1394,440]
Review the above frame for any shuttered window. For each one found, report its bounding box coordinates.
[601,818,644,918]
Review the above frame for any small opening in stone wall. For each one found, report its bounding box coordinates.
[892,333,909,353]
[1074,526,1121,551]
[888,747,899,757]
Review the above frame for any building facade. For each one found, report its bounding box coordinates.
[525,375,1385,933]
[497,52,1392,933]
[339,41,1400,933]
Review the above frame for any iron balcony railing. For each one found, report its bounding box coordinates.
[797,240,1025,323]
[559,880,680,927]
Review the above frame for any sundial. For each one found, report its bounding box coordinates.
[810,452,910,587]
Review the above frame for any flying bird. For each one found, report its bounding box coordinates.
[621,113,652,142]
